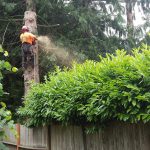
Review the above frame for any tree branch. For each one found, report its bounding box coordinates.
[2,23,10,46]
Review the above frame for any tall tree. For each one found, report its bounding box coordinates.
[17,0,39,149]
[23,0,39,94]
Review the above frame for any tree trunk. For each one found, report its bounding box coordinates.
[23,0,39,94]
[26,0,36,11]
[17,1,39,149]
[126,0,133,27]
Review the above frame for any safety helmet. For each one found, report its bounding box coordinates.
[21,26,29,32]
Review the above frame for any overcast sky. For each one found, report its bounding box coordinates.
[133,3,146,26]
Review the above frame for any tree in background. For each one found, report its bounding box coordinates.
[0,0,25,113]
[35,0,150,58]
[124,0,150,49]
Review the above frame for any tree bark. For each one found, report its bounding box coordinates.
[17,1,39,148]
[26,0,36,11]
[126,0,133,28]
[23,0,39,95]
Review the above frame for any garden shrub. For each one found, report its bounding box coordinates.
[18,44,150,127]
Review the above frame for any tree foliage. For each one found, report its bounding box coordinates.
[36,0,126,59]
[0,0,25,112]
[35,0,150,58]
[0,45,15,149]
[18,44,150,127]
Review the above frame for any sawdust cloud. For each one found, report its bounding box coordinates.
[38,36,75,66]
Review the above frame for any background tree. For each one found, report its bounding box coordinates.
[0,0,25,113]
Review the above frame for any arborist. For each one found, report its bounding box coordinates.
[20,25,37,68]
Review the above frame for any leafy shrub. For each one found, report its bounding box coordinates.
[0,45,16,149]
[0,102,15,150]
[18,44,150,127]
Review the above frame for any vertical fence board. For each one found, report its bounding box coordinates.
[85,122,150,150]
[72,126,84,150]
[4,127,16,144]
[51,125,84,150]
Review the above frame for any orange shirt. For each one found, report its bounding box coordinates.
[20,32,36,44]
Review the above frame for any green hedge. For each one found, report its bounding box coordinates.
[18,44,150,127]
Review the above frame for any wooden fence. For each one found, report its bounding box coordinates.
[3,125,48,150]
[3,122,150,150]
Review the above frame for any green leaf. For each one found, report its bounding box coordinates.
[0,102,6,108]
[4,62,11,70]
[4,51,9,57]
[12,67,18,73]
[0,45,3,53]
[132,101,136,106]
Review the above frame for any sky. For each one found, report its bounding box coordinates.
[133,3,146,26]
[104,2,149,38]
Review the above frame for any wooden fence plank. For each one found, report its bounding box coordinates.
[85,122,150,150]
[51,125,84,150]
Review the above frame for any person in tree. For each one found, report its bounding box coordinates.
[20,25,37,68]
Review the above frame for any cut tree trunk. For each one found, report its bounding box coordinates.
[17,1,39,149]
[23,9,39,94]
[17,0,39,148]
